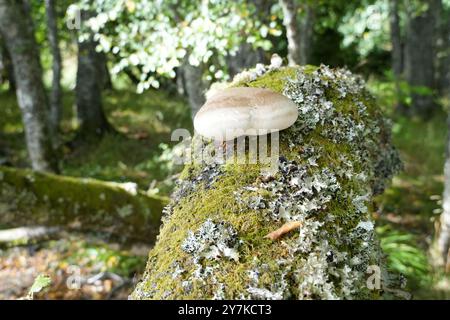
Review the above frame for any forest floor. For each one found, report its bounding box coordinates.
[0,88,449,299]
[0,89,191,299]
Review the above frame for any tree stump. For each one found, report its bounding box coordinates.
[131,65,402,300]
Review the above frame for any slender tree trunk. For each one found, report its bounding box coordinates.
[389,0,405,110]
[404,0,437,117]
[0,0,58,172]
[439,115,450,269]
[45,0,62,138]
[180,59,207,118]
[440,12,450,265]
[279,0,314,65]
[75,35,112,140]
[298,4,314,65]
[279,0,301,65]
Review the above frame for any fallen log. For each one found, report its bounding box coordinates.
[0,166,168,244]
[131,64,403,299]
[0,226,60,246]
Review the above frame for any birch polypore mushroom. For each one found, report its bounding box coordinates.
[194,87,298,141]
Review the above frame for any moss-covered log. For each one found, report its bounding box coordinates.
[0,166,168,244]
[131,65,402,300]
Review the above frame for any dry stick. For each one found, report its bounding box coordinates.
[265,221,302,241]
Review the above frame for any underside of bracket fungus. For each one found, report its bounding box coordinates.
[131,64,403,300]
[194,87,299,141]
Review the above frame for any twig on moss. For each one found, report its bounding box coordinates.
[265,221,302,241]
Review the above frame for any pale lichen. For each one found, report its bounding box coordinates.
[181,219,240,262]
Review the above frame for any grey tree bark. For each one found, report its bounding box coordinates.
[389,0,405,109]
[298,4,314,65]
[404,0,437,117]
[439,115,450,269]
[279,0,314,66]
[0,0,58,172]
[179,59,207,118]
[45,0,62,138]
[75,35,112,140]
[440,8,450,266]
[279,0,301,65]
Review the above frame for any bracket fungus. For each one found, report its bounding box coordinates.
[194,87,299,141]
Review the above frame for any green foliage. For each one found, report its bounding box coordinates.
[338,0,390,58]
[72,0,279,90]
[391,115,446,176]
[377,225,430,285]
[367,72,436,115]
[27,274,52,299]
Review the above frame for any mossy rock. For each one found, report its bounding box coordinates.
[131,65,402,300]
[0,165,168,244]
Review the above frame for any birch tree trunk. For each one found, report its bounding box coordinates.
[279,0,301,65]
[45,0,62,138]
[279,0,314,66]
[0,0,58,172]
[439,55,450,269]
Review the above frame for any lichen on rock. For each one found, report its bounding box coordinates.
[131,64,402,300]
